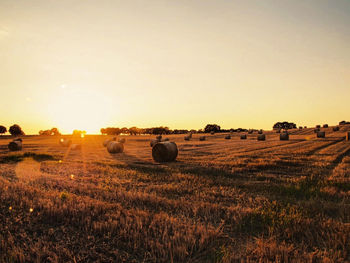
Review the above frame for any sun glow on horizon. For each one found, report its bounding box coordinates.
[48,87,115,134]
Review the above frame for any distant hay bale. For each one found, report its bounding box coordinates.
[304,126,307,129]
[184,135,191,141]
[150,139,161,147]
[333,126,340,132]
[199,136,206,141]
[103,137,116,147]
[323,124,328,128]
[258,130,263,134]
[280,133,289,141]
[299,126,303,130]
[210,131,215,135]
[107,141,124,153]
[8,140,22,151]
[316,125,321,128]
[156,135,162,140]
[317,131,326,138]
[240,134,247,140]
[225,135,231,140]
[152,141,178,162]
[347,132,350,141]
[71,144,81,150]
[59,138,72,147]
[118,138,126,144]
[257,134,266,141]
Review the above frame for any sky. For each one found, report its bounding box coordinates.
[0,0,349,134]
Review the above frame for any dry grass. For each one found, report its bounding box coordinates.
[0,128,349,262]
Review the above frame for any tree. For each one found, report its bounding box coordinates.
[0,125,7,135]
[204,124,221,133]
[9,124,25,136]
[51,127,61,136]
[273,121,297,130]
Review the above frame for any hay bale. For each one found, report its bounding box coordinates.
[304,126,307,129]
[258,130,263,134]
[152,141,178,162]
[107,141,124,153]
[280,133,289,141]
[71,144,81,150]
[347,132,350,141]
[257,134,266,141]
[118,138,126,143]
[333,126,340,132]
[156,135,162,140]
[8,140,22,151]
[103,137,117,147]
[317,131,326,138]
[59,138,72,147]
[184,135,191,141]
[240,134,247,140]
[199,136,206,141]
[323,124,328,128]
[299,126,303,130]
[225,135,231,140]
[316,125,321,128]
[150,139,161,147]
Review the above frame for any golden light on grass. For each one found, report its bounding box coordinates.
[81,133,85,138]
[29,208,33,213]
[70,174,74,179]
[58,160,62,163]
[9,206,12,211]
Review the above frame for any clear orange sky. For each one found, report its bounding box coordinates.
[1,0,349,134]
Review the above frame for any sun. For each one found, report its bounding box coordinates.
[48,88,115,134]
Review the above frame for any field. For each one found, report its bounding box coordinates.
[0,127,350,262]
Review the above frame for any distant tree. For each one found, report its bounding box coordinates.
[9,124,25,136]
[273,121,297,130]
[39,130,52,136]
[204,124,221,133]
[0,125,7,135]
[129,127,139,135]
[51,127,61,136]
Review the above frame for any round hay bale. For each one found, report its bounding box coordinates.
[118,138,126,144]
[8,140,22,151]
[156,135,162,140]
[280,133,289,141]
[71,144,81,150]
[184,135,191,141]
[199,136,206,141]
[150,139,161,147]
[304,126,307,129]
[299,126,303,130]
[323,124,328,128]
[107,141,124,153]
[257,134,266,141]
[225,135,231,140]
[240,134,247,140]
[258,130,263,134]
[59,138,72,147]
[317,131,326,138]
[316,125,321,128]
[333,126,340,132]
[347,132,350,141]
[103,137,116,147]
[152,141,178,162]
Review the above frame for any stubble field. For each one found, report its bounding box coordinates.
[0,126,349,262]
